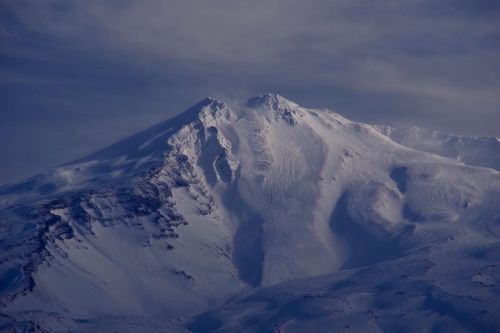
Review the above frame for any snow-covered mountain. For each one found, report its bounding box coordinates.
[372,125,500,171]
[1,94,499,332]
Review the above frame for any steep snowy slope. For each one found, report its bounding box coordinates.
[0,94,499,332]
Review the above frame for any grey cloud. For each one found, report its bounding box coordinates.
[0,0,499,184]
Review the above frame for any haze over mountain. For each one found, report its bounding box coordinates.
[0,95,499,332]
[2,1,500,187]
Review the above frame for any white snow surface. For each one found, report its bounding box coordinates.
[373,125,500,171]
[0,94,499,332]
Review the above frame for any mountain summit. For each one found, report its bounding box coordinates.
[1,95,499,332]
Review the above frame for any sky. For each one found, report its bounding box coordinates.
[1,0,499,185]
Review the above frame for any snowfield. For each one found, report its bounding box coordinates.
[0,94,499,332]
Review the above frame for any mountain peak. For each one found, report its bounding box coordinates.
[245,93,301,125]
[195,96,226,110]
[2,92,500,332]
[246,93,299,110]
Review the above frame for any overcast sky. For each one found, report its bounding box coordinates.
[1,0,499,185]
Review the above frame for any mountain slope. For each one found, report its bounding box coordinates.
[373,125,500,171]
[0,94,499,332]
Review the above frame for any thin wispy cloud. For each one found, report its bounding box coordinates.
[0,0,499,184]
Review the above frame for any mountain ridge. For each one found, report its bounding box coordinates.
[0,94,499,332]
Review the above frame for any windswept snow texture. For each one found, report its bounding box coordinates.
[0,94,499,332]
[373,125,500,171]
